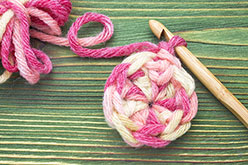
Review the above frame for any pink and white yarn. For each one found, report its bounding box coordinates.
[103,45,198,148]
[0,0,71,84]
[0,0,158,83]
[0,0,198,148]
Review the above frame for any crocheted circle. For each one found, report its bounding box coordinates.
[103,49,198,148]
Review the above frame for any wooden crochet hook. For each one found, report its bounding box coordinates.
[149,20,248,129]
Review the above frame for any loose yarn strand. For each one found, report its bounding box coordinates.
[0,0,184,83]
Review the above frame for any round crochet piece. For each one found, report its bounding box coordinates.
[103,48,198,148]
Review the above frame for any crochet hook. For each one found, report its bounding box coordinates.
[149,20,248,129]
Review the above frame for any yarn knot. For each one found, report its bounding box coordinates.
[158,35,187,55]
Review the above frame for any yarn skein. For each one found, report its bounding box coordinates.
[0,0,72,84]
[0,0,198,148]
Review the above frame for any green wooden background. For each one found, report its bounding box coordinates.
[0,0,248,164]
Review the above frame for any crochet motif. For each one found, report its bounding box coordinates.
[0,0,198,148]
[103,46,198,148]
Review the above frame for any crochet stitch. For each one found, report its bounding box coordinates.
[0,0,198,148]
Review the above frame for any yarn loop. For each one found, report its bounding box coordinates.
[0,0,71,84]
[0,0,188,84]
[0,0,125,83]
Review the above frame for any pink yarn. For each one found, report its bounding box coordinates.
[0,0,71,84]
[0,0,185,83]
[103,40,198,147]
[0,0,159,83]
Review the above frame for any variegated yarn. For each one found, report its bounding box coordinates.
[0,0,72,84]
[103,48,198,148]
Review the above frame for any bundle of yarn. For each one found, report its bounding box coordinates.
[0,0,72,83]
[0,0,198,148]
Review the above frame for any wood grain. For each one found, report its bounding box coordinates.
[0,0,248,164]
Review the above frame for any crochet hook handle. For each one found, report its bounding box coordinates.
[149,20,248,129]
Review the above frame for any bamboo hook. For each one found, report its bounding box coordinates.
[149,20,248,129]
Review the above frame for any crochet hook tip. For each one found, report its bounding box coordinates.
[149,20,173,42]
[149,20,165,40]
